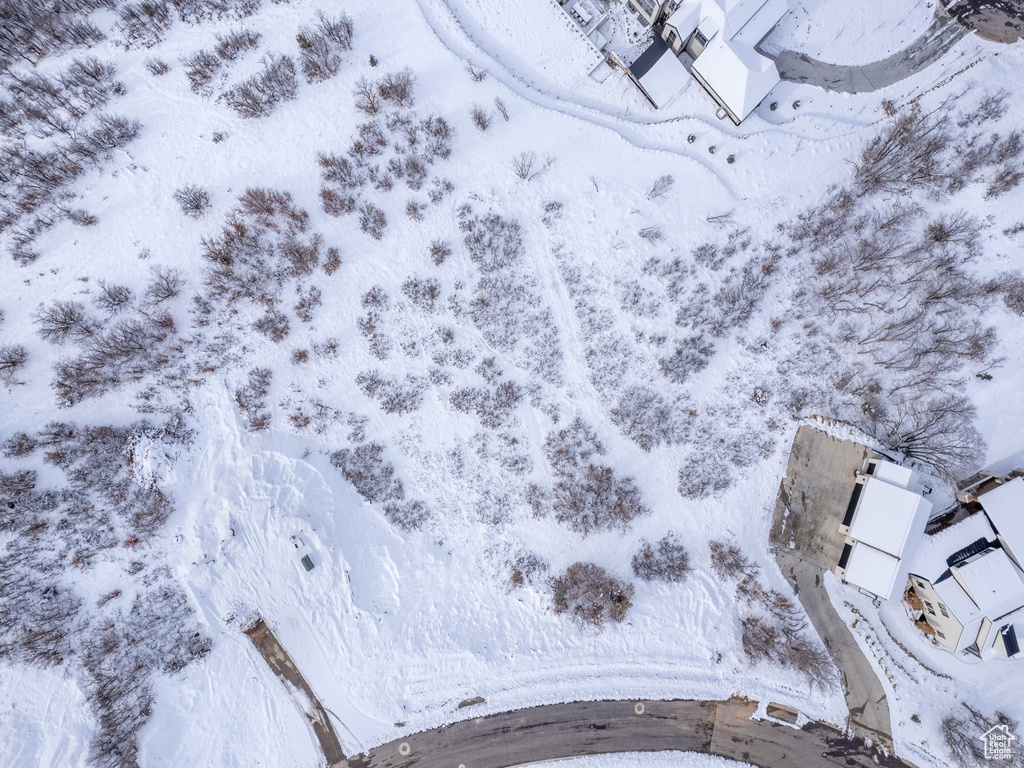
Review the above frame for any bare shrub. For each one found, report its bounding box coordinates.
[215,28,260,60]
[183,49,221,92]
[854,104,952,196]
[382,498,430,531]
[144,266,184,304]
[235,367,272,430]
[430,239,452,266]
[253,309,290,342]
[709,540,757,580]
[512,150,553,181]
[632,533,689,583]
[297,12,353,83]
[357,371,427,414]
[543,417,650,534]
[117,0,172,47]
[173,184,211,218]
[0,344,28,383]
[470,104,491,131]
[35,301,95,344]
[330,442,404,503]
[92,282,134,315]
[678,451,733,499]
[2,432,38,457]
[610,385,685,451]
[741,616,833,689]
[638,225,664,242]
[359,203,387,240]
[401,277,442,312]
[323,247,341,276]
[146,58,170,75]
[507,549,548,590]
[293,285,322,322]
[224,54,298,118]
[494,96,509,121]
[647,174,674,200]
[378,68,415,107]
[552,562,634,629]
[353,76,381,114]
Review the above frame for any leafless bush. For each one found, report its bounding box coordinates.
[235,367,272,430]
[638,225,664,242]
[35,301,95,344]
[632,533,689,583]
[709,540,757,580]
[215,27,260,60]
[401,276,442,312]
[297,12,353,82]
[1,432,37,457]
[117,0,173,47]
[330,442,405,504]
[378,68,415,107]
[323,247,341,275]
[494,96,509,121]
[359,203,387,239]
[173,184,211,218]
[741,616,833,689]
[353,76,381,114]
[293,285,322,322]
[659,335,714,385]
[146,58,170,75]
[0,344,28,383]
[647,174,674,200]
[507,549,548,590]
[552,562,634,629]
[430,239,452,265]
[92,282,134,315]
[382,498,429,531]
[144,266,184,304]
[253,309,290,342]
[467,64,487,82]
[183,49,222,91]
[512,150,554,181]
[471,104,491,131]
[224,53,298,118]
[543,417,650,534]
[610,385,685,451]
[357,371,427,415]
[678,451,733,499]
[854,104,952,196]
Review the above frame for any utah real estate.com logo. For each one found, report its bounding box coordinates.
[981,724,1017,761]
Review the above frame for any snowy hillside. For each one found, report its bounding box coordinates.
[2,0,1024,767]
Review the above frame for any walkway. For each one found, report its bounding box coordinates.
[245,618,348,767]
[346,697,911,768]
[765,12,967,93]
[769,426,893,747]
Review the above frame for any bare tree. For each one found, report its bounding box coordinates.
[0,344,27,382]
[552,562,634,629]
[494,96,509,121]
[470,104,491,131]
[173,184,210,218]
[632,533,689,582]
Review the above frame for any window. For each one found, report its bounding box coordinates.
[694,29,708,46]
[937,630,946,639]
[939,603,950,618]
[925,601,935,615]
[917,581,927,589]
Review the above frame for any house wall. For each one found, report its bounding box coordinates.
[628,0,665,25]
[689,67,740,124]
[997,533,1023,569]
[911,575,963,652]
[661,24,686,54]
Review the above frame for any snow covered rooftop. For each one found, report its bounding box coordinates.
[978,477,1024,563]
[844,543,903,601]
[848,477,932,559]
[631,38,689,108]
[669,0,788,122]
[956,548,1024,620]
[911,513,997,582]
[872,460,917,490]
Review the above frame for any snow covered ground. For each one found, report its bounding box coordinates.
[2,0,1024,767]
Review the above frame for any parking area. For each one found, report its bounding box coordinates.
[769,425,893,747]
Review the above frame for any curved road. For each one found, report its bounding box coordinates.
[345,698,910,768]
[765,12,967,92]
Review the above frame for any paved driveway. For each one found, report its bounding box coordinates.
[770,426,892,747]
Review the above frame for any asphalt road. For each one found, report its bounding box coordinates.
[346,698,910,768]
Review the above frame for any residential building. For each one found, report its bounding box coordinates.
[626,0,787,121]
[835,459,932,601]
[908,477,1024,659]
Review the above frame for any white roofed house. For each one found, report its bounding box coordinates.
[834,459,932,601]
[625,0,788,122]
[906,475,1024,660]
